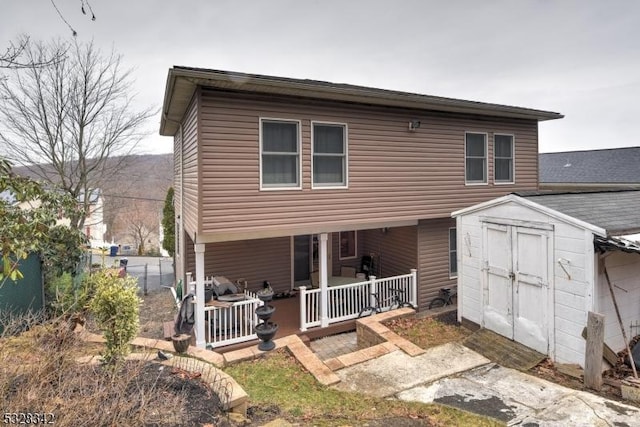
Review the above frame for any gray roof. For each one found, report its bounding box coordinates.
[519,190,640,235]
[161,67,563,136]
[539,147,640,184]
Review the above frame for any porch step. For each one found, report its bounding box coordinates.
[463,328,545,371]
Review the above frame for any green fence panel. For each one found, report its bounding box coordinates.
[0,253,44,315]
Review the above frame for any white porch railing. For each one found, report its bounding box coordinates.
[299,269,417,332]
[188,278,262,348]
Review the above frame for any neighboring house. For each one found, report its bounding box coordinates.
[540,147,640,191]
[81,189,108,248]
[453,190,640,368]
[160,67,562,348]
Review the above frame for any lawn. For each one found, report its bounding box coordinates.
[225,329,498,426]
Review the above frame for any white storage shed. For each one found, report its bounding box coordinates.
[452,190,640,368]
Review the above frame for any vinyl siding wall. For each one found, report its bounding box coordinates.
[181,94,200,238]
[184,237,292,294]
[196,90,539,239]
[417,218,458,309]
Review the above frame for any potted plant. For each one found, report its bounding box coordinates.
[257,281,274,302]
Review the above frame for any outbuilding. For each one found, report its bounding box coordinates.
[452,190,640,368]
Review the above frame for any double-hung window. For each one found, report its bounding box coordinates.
[312,122,347,188]
[449,228,457,278]
[260,119,301,189]
[465,132,487,184]
[494,134,514,183]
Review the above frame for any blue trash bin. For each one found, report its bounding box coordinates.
[109,245,118,257]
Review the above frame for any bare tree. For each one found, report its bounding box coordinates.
[1,2,96,69]
[0,39,155,229]
[125,203,160,255]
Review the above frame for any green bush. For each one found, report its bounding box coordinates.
[88,271,140,365]
[46,272,92,317]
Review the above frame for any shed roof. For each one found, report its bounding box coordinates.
[160,67,563,136]
[539,147,640,184]
[519,190,640,236]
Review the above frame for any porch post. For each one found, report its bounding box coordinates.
[299,286,307,332]
[194,243,206,348]
[410,268,418,307]
[319,232,329,327]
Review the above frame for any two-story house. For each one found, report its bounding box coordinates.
[160,67,562,348]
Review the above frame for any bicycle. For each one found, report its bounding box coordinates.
[428,287,457,309]
[358,288,415,318]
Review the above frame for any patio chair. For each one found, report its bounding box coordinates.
[359,255,374,279]
[340,265,356,277]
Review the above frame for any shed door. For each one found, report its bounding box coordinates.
[483,223,549,354]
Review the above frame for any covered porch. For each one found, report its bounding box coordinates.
[183,226,419,349]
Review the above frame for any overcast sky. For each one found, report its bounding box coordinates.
[1,0,638,154]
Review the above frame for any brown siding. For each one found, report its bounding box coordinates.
[417,218,457,309]
[201,237,291,294]
[198,90,539,238]
[184,236,291,294]
[361,226,417,277]
[181,94,200,237]
[174,130,182,217]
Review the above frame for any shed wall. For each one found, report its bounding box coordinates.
[456,199,594,366]
[598,251,640,353]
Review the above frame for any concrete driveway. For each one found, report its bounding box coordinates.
[333,342,640,426]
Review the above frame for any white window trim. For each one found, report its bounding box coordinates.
[449,227,457,279]
[464,131,488,185]
[311,121,349,189]
[339,230,357,260]
[259,117,302,191]
[493,133,515,185]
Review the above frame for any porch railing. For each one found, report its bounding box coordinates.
[299,269,417,331]
[195,288,262,349]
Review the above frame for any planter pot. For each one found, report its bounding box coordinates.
[171,333,191,353]
[255,322,279,351]
[255,304,275,321]
[257,292,274,302]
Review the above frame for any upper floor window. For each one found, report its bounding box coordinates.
[449,228,457,278]
[260,119,301,189]
[494,134,514,183]
[465,132,487,184]
[312,122,347,188]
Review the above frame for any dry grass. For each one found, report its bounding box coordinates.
[0,317,223,427]
[384,314,472,349]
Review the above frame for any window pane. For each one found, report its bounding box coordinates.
[314,125,344,154]
[263,121,298,153]
[466,158,486,182]
[340,231,356,259]
[495,159,513,182]
[262,154,298,185]
[449,228,457,251]
[495,135,513,157]
[313,156,344,184]
[450,253,457,275]
[466,133,486,156]
[449,228,457,276]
